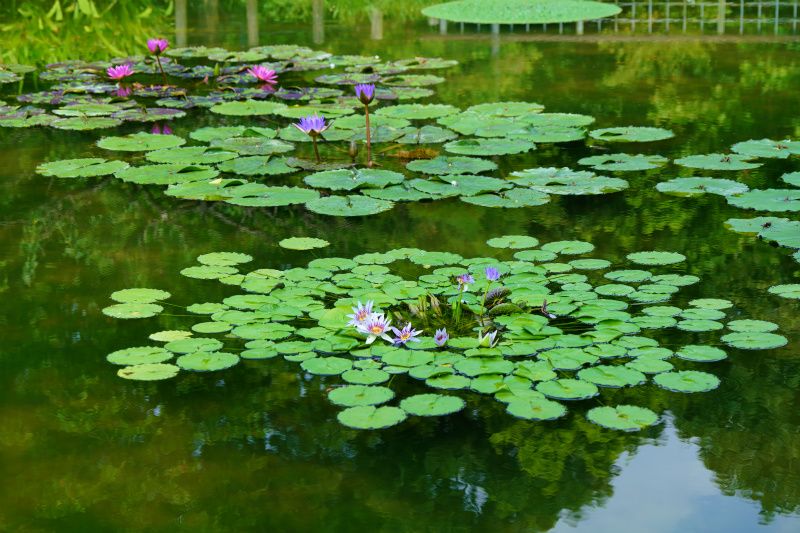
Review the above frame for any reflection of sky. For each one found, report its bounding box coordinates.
[550,416,800,533]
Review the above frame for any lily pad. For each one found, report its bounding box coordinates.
[375,104,459,120]
[117,363,180,381]
[656,177,749,197]
[304,168,405,191]
[579,153,667,171]
[301,356,353,375]
[586,405,659,431]
[279,237,330,250]
[444,138,534,156]
[328,385,395,407]
[102,303,163,319]
[406,156,497,175]
[305,195,394,217]
[506,398,567,421]
[675,345,727,362]
[731,139,800,159]
[177,351,240,372]
[107,346,173,366]
[767,284,800,299]
[97,132,185,152]
[486,235,539,249]
[721,332,788,350]
[727,189,800,212]
[400,394,466,416]
[626,251,686,266]
[337,405,407,429]
[674,153,761,170]
[590,127,674,143]
[653,370,720,393]
[536,378,599,400]
[110,288,170,304]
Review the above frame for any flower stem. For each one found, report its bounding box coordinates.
[364,104,373,167]
[312,136,321,164]
[155,55,167,85]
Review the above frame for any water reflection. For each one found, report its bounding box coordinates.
[1,1,800,531]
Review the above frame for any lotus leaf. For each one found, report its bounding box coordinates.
[102,303,163,319]
[107,346,173,366]
[444,138,534,156]
[674,153,761,170]
[117,363,180,381]
[579,153,667,171]
[328,385,395,407]
[731,138,800,159]
[400,394,465,416]
[721,332,788,350]
[506,398,567,421]
[590,126,674,142]
[305,195,395,216]
[177,351,240,372]
[727,189,800,212]
[656,177,749,196]
[675,345,727,362]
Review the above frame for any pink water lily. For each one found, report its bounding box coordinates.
[107,64,134,81]
[147,38,169,55]
[247,65,278,85]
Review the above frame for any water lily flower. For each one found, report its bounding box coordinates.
[434,328,449,347]
[358,313,393,344]
[355,83,375,105]
[147,38,169,55]
[354,83,376,167]
[456,273,475,290]
[107,64,134,81]
[478,330,499,348]
[392,323,422,346]
[347,300,374,327]
[293,114,330,163]
[485,266,501,282]
[151,123,172,135]
[247,65,278,86]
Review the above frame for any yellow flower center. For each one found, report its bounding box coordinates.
[370,325,383,334]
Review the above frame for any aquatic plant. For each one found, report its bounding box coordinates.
[100,236,787,432]
[147,38,169,84]
[106,64,133,81]
[355,83,376,167]
[293,114,330,163]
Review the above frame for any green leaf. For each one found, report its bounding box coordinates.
[506,398,567,420]
[653,370,720,393]
[400,394,465,416]
[328,385,395,407]
[110,288,170,304]
[107,346,173,366]
[586,405,659,431]
[279,237,330,250]
[97,132,185,152]
[305,195,395,216]
[177,351,240,372]
[336,405,407,429]
[117,363,180,381]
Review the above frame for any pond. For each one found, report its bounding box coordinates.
[1,1,799,531]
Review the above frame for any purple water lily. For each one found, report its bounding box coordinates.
[293,114,330,163]
[485,266,501,282]
[354,83,376,167]
[391,323,422,346]
[347,300,374,327]
[147,38,169,55]
[357,313,393,344]
[456,273,475,290]
[434,328,449,347]
[478,330,499,348]
[107,64,133,81]
[355,83,375,105]
[151,123,173,135]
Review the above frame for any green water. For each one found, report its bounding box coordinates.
[2,3,800,531]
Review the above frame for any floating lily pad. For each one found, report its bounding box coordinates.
[301,356,353,375]
[400,394,465,416]
[656,177,749,197]
[337,405,407,429]
[164,337,223,354]
[146,146,237,165]
[506,398,567,421]
[653,371,720,393]
[689,298,732,310]
[209,100,288,116]
[486,235,539,249]
[536,378,599,400]
[541,240,594,255]
[117,363,179,381]
[279,237,330,250]
[767,284,800,299]
[590,126,674,143]
[97,132,186,152]
[510,167,628,195]
[577,365,645,388]
[304,168,405,191]
[674,153,761,170]
[579,153,667,171]
[675,345,727,362]
[626,251,686,266]
[731,139,800,159]
[197,252,253,266]
[328,385,395,407]
[444,138,534,156]
[721,332,788,350]
[177,351,240,372]
[107,346,173,366]
[342,368,391,385]
[406,156,497,175]
[461,189,550,208]
[375,104,458,120]
[110,288,170,304]
[586,405,659,431]
[102,303,163,319]
[305,195,394,217]
[727,189,800,212]
[726,320,778,333]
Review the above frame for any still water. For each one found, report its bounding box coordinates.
[1,2,799,531]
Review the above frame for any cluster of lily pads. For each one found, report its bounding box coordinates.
[656,137,800,266]
[101,235,787,431]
